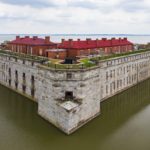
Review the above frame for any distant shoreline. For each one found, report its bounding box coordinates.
[1,34,150,36]
[0,34,150,44]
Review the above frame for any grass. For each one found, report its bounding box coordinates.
[80,58,97,67]
[90,49,149,62]
[0,50,49,63]
[1,49,150,70]
[45,49,150,69]
[46,62,85,69]
[49,58,61,63]
[46,58,97,69]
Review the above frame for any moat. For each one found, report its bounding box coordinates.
[0,78,150,150]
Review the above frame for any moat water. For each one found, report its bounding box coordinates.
[0,78,150,150]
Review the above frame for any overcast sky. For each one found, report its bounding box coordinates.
[0,0,150,34]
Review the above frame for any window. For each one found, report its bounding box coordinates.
[9,79,11,86]
[31,88,35,97]
[23,73,25,81]
[31,75,34,84]
[8,68,11,76]
[106,85,108,94]
[80,50,84,55]
[65,91,73,99]
[113,82,115,90]
[22,85,26,93]
[8,68,11,86]
[110,83,112,93]
[106,71,108,81]
[67,73,72,79]
[22,73,26,93]
[31,75,35,88]
[15,70,18,89]
[31,62,34,66]
[15,70,18,78]
[15,82,18,89]
[30,75,35,97]
[23,60,25,64]
[39,49,43,55]
[30,47,33,55]
[120,80,122,87]
[117,80,119,88]
[110,70,112,78]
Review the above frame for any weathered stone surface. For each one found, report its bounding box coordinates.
[0,51,150,134]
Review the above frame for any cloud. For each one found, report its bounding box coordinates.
[0,0,150,34]
[118,0,150,12]
[68,0,99,9]
[0,0,56,8]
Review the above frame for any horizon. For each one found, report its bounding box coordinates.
[1,34,150,44]
[1,34,150,36]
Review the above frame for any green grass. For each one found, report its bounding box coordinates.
[1,49,150,70]
[80,58,96,67]
[0,50,49,63]
[49,58,62,64]
[45,49,150,69]
[90,49,149,62]
[47,62,85,69]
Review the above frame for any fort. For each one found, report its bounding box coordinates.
[0,48,150,134]
[0,36,150,134]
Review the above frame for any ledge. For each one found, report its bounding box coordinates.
[1,49,150,71]
[0,49,49,63]
[59,101,79,112]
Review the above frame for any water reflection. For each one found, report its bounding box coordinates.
[0,79,150,150]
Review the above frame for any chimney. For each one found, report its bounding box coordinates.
[69,39,73,46]
[111,37,115,40]
[16,36,20,40]
[45,36,50,44]
[61,39,65,46]
[102,38,107,41]
[61,39,65,43]
[33,36,38,40]
[96,39,99,46]
[124,37,127,41]
[86,38,91,44]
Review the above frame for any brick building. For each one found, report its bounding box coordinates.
[46,49,67,60]
[7,36,134,60]
[8,36,57,57]
[58,38,134,58]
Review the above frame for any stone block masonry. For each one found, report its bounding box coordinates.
[0,51,150,134]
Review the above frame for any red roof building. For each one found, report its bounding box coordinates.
[7,36,134,60]
[58,38,134,58]
[8,36,57,56]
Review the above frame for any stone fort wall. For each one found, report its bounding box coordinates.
[0,51,150,134]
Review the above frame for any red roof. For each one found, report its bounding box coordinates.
[58,38,133,50]
[9,36,56,46]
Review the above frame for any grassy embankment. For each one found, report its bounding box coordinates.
[47,49,150,69]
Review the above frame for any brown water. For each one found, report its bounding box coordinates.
[0,79,150,150]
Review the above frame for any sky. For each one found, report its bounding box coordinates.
[0,0,150,34]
